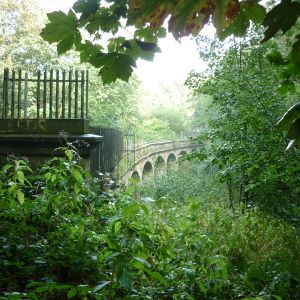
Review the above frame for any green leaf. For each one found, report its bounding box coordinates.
[145,269,166,285]
[291,38,300,65]
[57,35,74,55]
[243,3,266,23]
[124,39,160,61]
[133,256,151,268]
[114,221,122,234]
[219,13,249,39]
[73,0,100,21]
[67,288,77,299]
[262,1,300,43]
[41,10,79,49]
[26,282,44,288]
[277,80,296,95]
[48,10,77,27]
[134,27,166,43]
[17,190,25,205]
[122,203,139,218]
[96,53,136,84]
[93,281,111,293]
[118,268,133,289]
[7,293,23,300]
[86,8,120,34]
[16,170,24,184]
[287,118,300,140]
[72,170,84,183]
[277,102,300,132]
[266,50,285,66]
[212,0,240,36]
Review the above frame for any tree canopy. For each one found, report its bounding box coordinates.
[41,0,299,83]
[40,0,300,146]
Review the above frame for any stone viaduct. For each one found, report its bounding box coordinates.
[120,140,200,184]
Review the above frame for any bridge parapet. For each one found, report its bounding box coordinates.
[134,140,189,162]
[118,140,201,184]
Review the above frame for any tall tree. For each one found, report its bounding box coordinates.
[186,29,300,208]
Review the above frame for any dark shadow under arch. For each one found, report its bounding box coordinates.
[142,161,153,180]
[131,170,140,181]
[154,155,165,177]
[167,153,177,172]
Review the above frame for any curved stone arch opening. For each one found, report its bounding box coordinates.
[154,155,165,177]
[142,161,153,180]
[178,150,187,158]
[131,170,140,181]
[167,153,177,172]
[178,150,188,169]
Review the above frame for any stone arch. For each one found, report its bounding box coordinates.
[167,153,177,172]
[131,170,140,181]
[154,155,165,177]
[179,150,187,157]
[178,150,188,169]
[142,161,153,180]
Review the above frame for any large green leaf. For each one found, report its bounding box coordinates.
[73,0,100,21]
[212,0,240,36]
[124,39,161,61]
[291,37,300,65]
[262,0,300,43]
[277,102,300,132]
[118,268,133,289]
[98,53,136,84]
[122,203,139,218]
[86,8,120,34]
[40,10,80,55]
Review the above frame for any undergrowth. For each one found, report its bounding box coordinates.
[0,150,299,299]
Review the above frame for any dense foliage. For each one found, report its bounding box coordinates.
[0,153,299,299]
[40,0,300,143]
[186,30,300,214]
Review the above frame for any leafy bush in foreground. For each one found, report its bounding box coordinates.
[0,152,299,299]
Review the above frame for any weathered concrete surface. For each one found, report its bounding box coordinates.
[0,119,89,134]
[0,133,102,175]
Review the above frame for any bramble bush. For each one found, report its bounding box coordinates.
[0,150,299,299]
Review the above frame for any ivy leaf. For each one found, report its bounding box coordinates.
[262,0,300,43]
